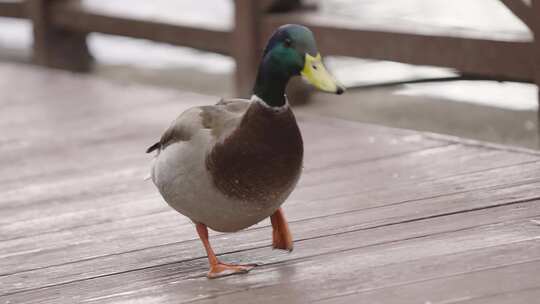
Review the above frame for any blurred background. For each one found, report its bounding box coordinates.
[1,0,538,149]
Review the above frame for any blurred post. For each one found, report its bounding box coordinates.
[533,0,540,139]
[233,0,262,98]
[26,0,91,71]
[233,0,312,102]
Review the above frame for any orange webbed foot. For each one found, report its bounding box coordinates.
[196,222,258,279]
[207,263,257,279]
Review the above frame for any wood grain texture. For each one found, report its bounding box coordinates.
[532,0,540,136]
[1,62,539,303]
[49,0,231,55]
[27,0,92,71]
[447,287,540,304]
[316,260,540,304]
[0,0,24,18]
[233,0,262,96]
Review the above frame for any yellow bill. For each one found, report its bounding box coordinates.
[301,53,345,94]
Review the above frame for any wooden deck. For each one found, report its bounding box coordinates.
[1,62,540,303]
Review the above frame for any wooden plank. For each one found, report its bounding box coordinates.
[0,141,535,237]
[1,146,537,256]
[0,112,443,189]
[1,66,538,235]
[0,123,448,211]
[292,154,540,206]
[1,178,539,295]
[2,177,529,278]
[303,0,531,41]
[1,63,540,302]
[1,62,536,215]
[0,1,24,18]
[448,287,540,304]
[6,133,531,213]
[1,68,539,270]
[261,13,535,81]
[185,257,540,304]
[500,0,534,30]
[316,260,540,304]
[1,214,539,302]
[2,143,537,251]
[130,221,540,304]
[2,64,447,184]
[49,0,231,55]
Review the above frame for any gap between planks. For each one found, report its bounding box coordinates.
[3,213,539,303]
[1,165,539,280]
[2,194,539,298]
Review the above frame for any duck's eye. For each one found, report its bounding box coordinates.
[312,64,318,70]
[284,38,292,48]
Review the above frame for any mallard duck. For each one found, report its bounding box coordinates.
[147,24,344,279]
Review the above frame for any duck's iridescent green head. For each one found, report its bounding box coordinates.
[253,24,345,107]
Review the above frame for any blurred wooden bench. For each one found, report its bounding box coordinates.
[0,0,24,18]
[0,0,299,95]
[0,0,539,113]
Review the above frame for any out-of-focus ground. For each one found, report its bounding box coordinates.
[0,0,538,148]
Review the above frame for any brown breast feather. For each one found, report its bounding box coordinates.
[206,102,304,206]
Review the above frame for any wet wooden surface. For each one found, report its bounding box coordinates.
[1,62,540,303]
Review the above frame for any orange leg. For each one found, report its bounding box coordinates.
[195,222,256,279]
[270,208,294,251]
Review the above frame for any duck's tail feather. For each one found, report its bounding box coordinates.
[146,142,161,153]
